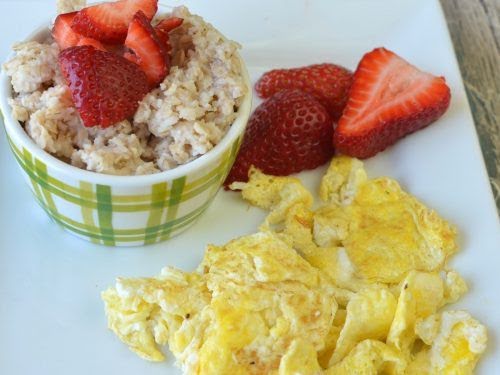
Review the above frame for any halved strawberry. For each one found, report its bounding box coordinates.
[71,0,158,44]
[224,90,334,187]
[59,46,150,127]
[155,17,183,33]
[52,12,81,50]
[124,11,168,87]
[255,63,353,120]
[334,48,451,159]
[53,12,108,51]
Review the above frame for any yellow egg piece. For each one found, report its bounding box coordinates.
[329,285,397,365]
[387,271,444,356]
[325,339,407,375]
[412,310,488,374]
[319,155,367,205]
[342,177,458,283]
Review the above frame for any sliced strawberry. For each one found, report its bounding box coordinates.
[59,46,150,127]
[155,17,183,33]
[71,0,158,44]
[76,37,106,51]
[255,63,353,120]
[125,11,168,87]
[334,47,451,159]
[154,28,171,53]
[224,90,334,187]
[153,17,183,53]
[52,12,81,50]
[53,12,107,51]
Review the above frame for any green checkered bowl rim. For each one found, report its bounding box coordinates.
[0,20,253,187]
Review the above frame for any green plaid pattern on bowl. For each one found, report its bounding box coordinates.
[6,133,242,246]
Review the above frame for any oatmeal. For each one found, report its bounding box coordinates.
[56,0,86,14]
[3,5,246,176]
[3,42,62,94]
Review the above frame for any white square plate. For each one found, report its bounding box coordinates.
[0,1,499,374]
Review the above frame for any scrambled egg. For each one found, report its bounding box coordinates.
[409,311,488,374]
[104,232,337,374]
[102,156,487,374]
[315,177,458,283]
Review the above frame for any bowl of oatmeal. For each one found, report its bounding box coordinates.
[0,3,252,246]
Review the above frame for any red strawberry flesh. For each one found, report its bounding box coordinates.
[52,12,81,50]
[71,0,158,44]
[53,12,109,52]
[59,46,150,127]
[76,37,106,51]
[255,63,353,120]
[156,17,184,33]
[225,89,334,187]
[154,17,183,54]
[334,47,451,159]
[125,11,168,87]
[154,28,171,53]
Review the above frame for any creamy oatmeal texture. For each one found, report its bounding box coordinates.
[3,5,246,175]
[56,0,86,14]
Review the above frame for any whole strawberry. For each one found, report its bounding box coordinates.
[334,47,451,158]
[224,90,334,187]
[255,63,353,120]
[59,46,150,127]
